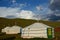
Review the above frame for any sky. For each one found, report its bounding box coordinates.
[0,0,60,21]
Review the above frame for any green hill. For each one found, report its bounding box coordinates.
[0,17,60,33]
[0,17,60,29]
[0,17,60,40]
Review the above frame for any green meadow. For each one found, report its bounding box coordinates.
[0,17,60,40]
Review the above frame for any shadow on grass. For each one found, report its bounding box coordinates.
[19,37,54,40]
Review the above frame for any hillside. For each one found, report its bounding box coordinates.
[0,17,60,29]
[0,17,60,40]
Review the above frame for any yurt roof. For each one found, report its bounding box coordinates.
[3,25,21,30]
[4,26,10,30]
[11,25,21,29]
[24,22,52,29]
[12,25,21,27]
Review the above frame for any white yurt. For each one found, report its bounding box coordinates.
[2,26,10,33]
[2,25,22,34]
[7,25,21,34]
[21,22,54,38]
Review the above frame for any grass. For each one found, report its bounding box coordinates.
[0,17,60,40]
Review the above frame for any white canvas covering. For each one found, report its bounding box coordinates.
[2,27,10,33]
[2,25,22,34]
[21,22,54,38]
[6,26,21,34]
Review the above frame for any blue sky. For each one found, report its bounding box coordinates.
[0,0,50,11]
[0,0,49,7]
[0,0,60,21]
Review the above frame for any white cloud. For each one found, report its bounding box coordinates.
[0,7,44,20]
[18,10,35,19]
[55,14,60,16]
[12,0,16,4]
[46,9,53,14]
[50,0,54,4]
[36,5,43,11]
[0,7,20,17]
[11,0,26,8]
[19,3,26,7]
[11,2,26,8]
[0,7,37,19]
